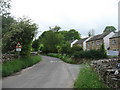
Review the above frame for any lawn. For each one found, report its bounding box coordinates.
[2,55,41,77]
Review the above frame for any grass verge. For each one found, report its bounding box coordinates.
[47,53,77,64]
[74,63,107,88]
[2,55,41,77]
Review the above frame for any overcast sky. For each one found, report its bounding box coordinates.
[10,0,120,38]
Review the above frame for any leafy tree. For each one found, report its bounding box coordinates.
[0,0,11,16]
[59,30,68,40]
[59,29,81,41]
[59,42,71,54]
[2,16,15,37]
[2,17,38,56]
[103,26,116,33]
[32,39,40,51]
[66,29,80,41]
[49,26,61,32]
[41,30,64,53]
[0,0,12,53]
[39,27,81,54]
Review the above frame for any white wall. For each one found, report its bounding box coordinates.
[83,36,93,50]
[103,32,114,50]
[107,50,119,56]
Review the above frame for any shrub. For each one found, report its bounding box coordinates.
[73,49,107,59]
[69,45,83,55]
[99,43,107,58]
[59,42,71,54]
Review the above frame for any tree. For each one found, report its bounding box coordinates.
[60,29,81,41]
[49,26,61,32]
[41,30,64,53]
[0,0,11,16]
[59,42,71,54]
[32,39,40,51]
[103,26,116,33]
[2,17,38,56]
[2,16,15,37]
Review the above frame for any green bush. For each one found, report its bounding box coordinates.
[99,43,107,58]
[71,45,83,52]
[73,49,107,59]
[2,55,41,77]
[69,45,83,55]
[59,42,71,54]
[74,64,107,88]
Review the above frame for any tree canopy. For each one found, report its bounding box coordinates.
[49,26,61,32]
[103,26,116,33]
[59,29,81,41]
[0,0,11,16]
[37,28,81,53]
[40,30,64,53]
[2,17,38,56]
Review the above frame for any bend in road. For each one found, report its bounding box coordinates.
[2,56,81,88]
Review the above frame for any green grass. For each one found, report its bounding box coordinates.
[74,64,107,88]
[2,55,41,77]
[107,55,118,58]
[47,53,77,64]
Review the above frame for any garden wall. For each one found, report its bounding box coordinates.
[91,58,120,88]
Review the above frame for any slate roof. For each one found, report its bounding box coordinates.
[75,37,88,44]
[87,32,111,42]
[110,31,120,39]
[69,40,75,43]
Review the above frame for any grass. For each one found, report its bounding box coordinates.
[74,63,107,88]
[107,55,118,58]
[47,53,77,64]
[2,55,41,77]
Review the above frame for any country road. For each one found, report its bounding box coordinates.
[2,56,80,88]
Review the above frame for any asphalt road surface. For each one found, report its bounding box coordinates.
[2,56,80,88]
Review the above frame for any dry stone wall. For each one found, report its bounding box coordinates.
[91,58,120,88]
[2,54,17,62]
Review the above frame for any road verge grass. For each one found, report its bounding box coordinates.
[47,53,77,64]
[2,55,41,77]
[74,63,107,88]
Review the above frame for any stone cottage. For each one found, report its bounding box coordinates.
[86,32,114,51]
[73,37,91,50]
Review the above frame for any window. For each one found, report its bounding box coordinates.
[112,40,116,45]
[96,41,100,45]
[87,43,90,47]
[92,42,94,46]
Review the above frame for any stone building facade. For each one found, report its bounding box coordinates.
[86,32,114,51]
[109,31,120,51]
